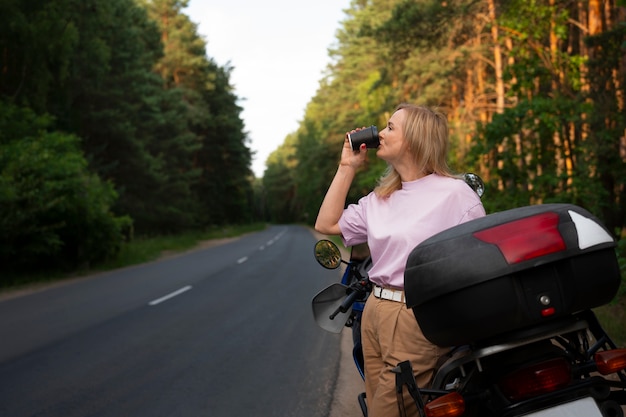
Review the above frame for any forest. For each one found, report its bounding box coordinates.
[263,0,626,290]
[1,0,625,278]
[263,0,626,243]
[1,0,257,273]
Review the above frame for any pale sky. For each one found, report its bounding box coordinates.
[185,0,351,177]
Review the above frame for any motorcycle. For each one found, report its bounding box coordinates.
[313,238,372,413]
[312,176,626,417]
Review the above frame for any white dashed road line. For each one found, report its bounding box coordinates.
[148,285,192,306]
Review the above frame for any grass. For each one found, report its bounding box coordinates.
[595,296,626,348]
[0,223,267,293]
[98,223,266,270]
[597,238,626,347]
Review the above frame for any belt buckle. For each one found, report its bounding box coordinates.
[381,288,393,300]
[374,286,404,303]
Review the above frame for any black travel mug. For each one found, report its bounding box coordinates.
[348,126,379,150]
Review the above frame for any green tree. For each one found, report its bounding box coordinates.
[0,0,201,233]
[470,0,626,232]
[263,135,297,223]
[58,0,202,233]
[263,0,625,237]
[194,62,254,225]
[583,13,626,235]
[144,0,254,226]
[0,0,79,112]
[0,100,128,274]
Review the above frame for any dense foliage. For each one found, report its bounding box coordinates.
[0,102,130,271]
[263,0,626,242]
[0,0,254,274]
[2,0,625,278]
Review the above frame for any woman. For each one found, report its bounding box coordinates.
[315,103,485,417]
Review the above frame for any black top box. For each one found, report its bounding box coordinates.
[404,204,621,346]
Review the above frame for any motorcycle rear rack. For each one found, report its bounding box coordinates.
[432,314,591,388]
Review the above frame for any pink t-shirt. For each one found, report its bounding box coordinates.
[338,174,486,289]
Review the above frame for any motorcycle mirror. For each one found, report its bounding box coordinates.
[314,240,343,269]
[464,172,485,198]
[311,283,353,333]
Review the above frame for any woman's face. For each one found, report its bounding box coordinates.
[377,109,410,163]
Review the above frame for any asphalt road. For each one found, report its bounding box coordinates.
[0,225,346,417]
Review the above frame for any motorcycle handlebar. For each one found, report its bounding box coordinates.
[329,289,360,320]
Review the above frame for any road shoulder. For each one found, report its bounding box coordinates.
[310,230,365,417]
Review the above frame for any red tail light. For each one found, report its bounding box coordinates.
[473,212,566,264]
[425,392,465,417]
[499,357,571,401]
[595,349,626,374]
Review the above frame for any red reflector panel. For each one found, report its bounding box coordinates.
[595,349,626,375]
[499,358,571,401]
[473,212,566,264]
[425,392,465,417]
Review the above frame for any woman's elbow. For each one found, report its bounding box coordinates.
[314,219,326,234]
[315,220,339,236]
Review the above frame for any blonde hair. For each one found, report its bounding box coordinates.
[374,103,456,198]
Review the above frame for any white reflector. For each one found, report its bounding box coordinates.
[568,210,613,249]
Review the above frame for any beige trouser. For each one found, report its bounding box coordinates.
[361,293,450,417]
